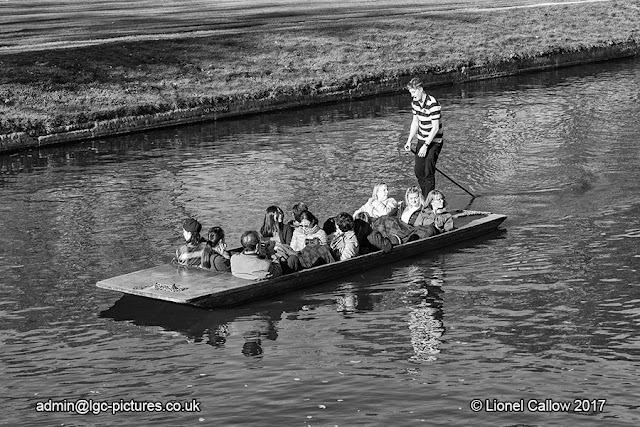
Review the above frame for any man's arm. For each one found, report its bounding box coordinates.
[404,115,419,151]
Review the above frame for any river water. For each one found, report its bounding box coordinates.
[1,56,639,426]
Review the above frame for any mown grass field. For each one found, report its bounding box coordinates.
[1,0,639,137]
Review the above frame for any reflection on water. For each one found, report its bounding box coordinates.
[406,270,445,362]
[336,284,359,314]
[1,56,640,426]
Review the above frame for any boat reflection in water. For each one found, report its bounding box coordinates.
[99,295,281,357]
[100,260,453,363]
[97,268,426,360]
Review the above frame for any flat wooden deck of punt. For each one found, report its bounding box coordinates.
[96,213,506,308]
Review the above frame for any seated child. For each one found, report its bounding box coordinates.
[260,205,294,245]
[353,183,398,218]
[205,226,231,272]
[330,212,360,261]
[288,202,309,228]
[289,210,328,251]
[414,190,454,233]
[175,218,212,268]
[398,186,426,225]
[231,231,283,280]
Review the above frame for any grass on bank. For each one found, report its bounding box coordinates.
[1,0,639,136]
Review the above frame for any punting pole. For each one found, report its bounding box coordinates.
[406,147,477,198]
[435,167,476,198]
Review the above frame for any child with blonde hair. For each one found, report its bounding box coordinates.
[418,189,454,233]
[353,183,398,218]
[398,185,426,225]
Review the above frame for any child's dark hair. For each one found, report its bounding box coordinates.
[322,217,336,235]
[335,212,355,232]
[207,226,225,247]
[299,210,319,227]
[260,205,284,238]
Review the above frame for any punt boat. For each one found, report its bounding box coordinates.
[96,212,506,308]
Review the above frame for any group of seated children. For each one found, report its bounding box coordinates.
[174,219,232,271]
[174,185,454,281]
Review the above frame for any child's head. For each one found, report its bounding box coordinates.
[322,217,336,235]
[260,205,284,238]
[335,212,355,233]
[182,218,202,244]
[291,202,309,222]
[404,185,425,208]
[299,210,318,229]
[207,226,225,247]
[371,183,389,201]
[265,205,284,223]
[425,190,447,210]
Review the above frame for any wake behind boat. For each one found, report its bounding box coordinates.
[96,212,506,308]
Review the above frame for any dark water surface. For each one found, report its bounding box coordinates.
[1,57,639,426]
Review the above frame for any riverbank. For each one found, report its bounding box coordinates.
[1,0,639,153]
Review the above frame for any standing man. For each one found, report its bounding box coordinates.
[404,77,444,196]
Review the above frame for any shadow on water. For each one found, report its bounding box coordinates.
[99,295,284,356]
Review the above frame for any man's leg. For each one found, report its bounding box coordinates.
[423,142,442,195]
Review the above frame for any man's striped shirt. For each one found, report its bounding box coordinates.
[412,94,443,144]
